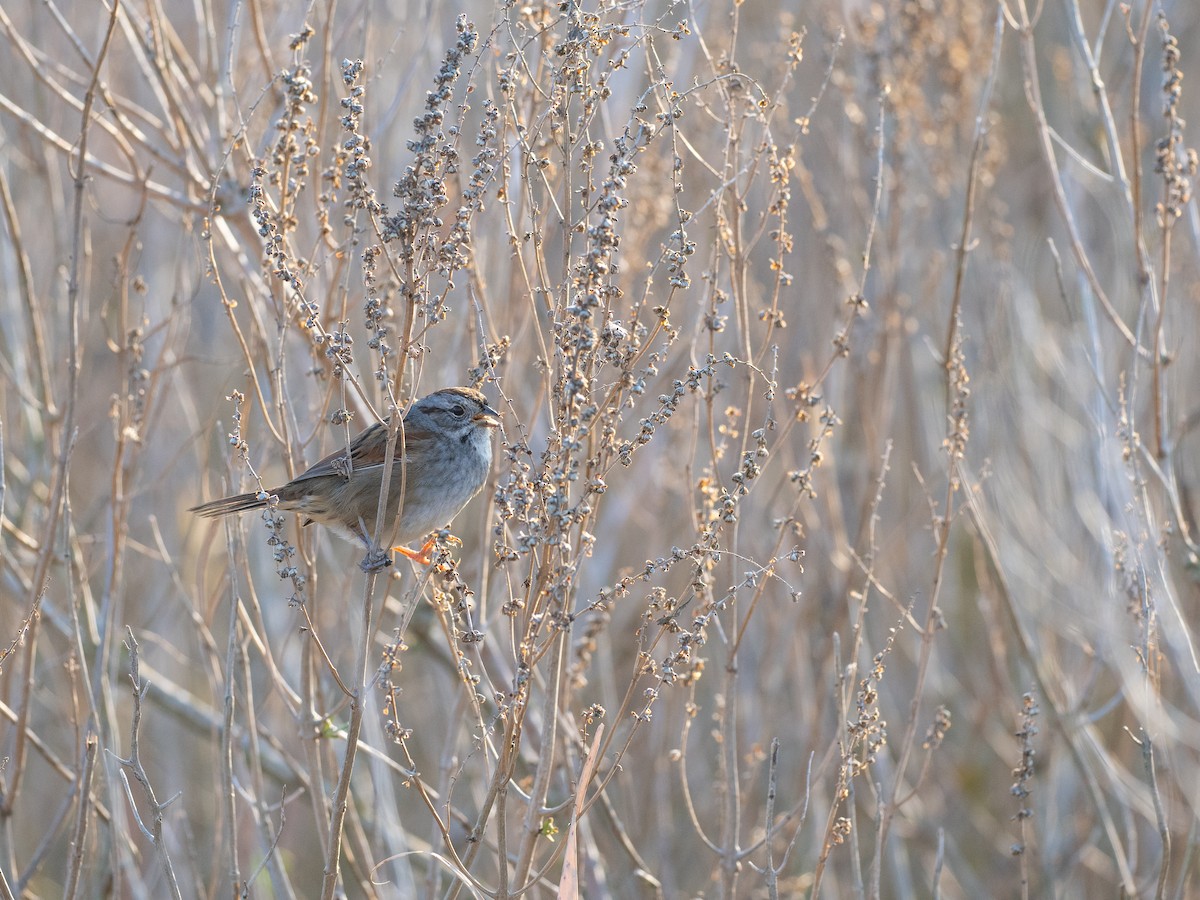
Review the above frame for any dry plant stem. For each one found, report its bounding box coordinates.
[1126,0,1157,301]
[319,717,369,897]
[96,219,149,776]
[932,827,945,899]
[243,0,275,87]
[763,738,781,900]
[202,248,286,448]
[1011,0,1145,355]
[779,754,815,881]
[677,695,721,852]
[1017,766,1030,898]
[557,723,604,898]
[1150,20,1176,464]
[809,632,849,899]
[61,733,97,900]
[1137,8,1176,465]
[1063,0,1128,194]
[496,780,510,898]
[0,172,54,416]
[221,528,243,892]
[944,5,1003,378]
[116,629,184,899]
[319,567,381,899]
[718,650,742,899]
[295,596,353,699]
[1010,690,1038,898]
[511,631,568,892]
[0,592,40,838]
[715,26,749,900]
[1136,730,1171,900]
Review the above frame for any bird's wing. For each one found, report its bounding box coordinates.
[288,422,409,483]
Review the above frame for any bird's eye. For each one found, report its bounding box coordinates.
[451,404,466,418]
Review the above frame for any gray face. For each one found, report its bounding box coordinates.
[411,392,480,436]
[406,388,500,446]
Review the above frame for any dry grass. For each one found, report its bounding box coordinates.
[1,0,1199,896]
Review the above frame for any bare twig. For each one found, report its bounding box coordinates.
[112,629,184,900]
[61,734,97,900]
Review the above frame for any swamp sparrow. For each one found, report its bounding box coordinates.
[191,387,500,564]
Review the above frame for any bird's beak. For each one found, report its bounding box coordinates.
[475,403,501,428]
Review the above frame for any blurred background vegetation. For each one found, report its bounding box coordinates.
[2,0,1199,896]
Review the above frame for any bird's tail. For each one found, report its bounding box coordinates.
[190,492,268,518]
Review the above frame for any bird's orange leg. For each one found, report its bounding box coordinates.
[393,534,462,566]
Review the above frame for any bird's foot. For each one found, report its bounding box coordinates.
[359,546,394,573]
[393,533,462,567]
